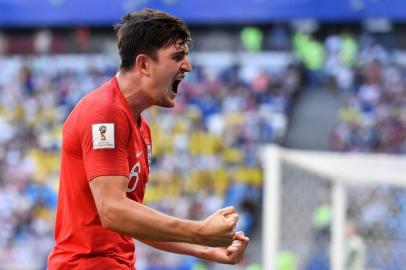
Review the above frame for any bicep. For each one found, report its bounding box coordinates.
[89,175,129,223]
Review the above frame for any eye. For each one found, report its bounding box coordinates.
[172,54,184,62]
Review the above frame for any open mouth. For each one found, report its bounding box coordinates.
[171,79,182,95]
[171,75,185,95]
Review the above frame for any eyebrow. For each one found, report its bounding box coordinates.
[170,50,188,58]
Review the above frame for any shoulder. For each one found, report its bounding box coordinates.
[83,82,124,113]
[79,82,128,122]
[74,83,131,139]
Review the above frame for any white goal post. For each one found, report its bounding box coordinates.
[262,144,406,270]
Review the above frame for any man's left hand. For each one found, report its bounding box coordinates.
[206,231,249,264]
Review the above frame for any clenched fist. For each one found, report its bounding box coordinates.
[205,231,250,264]
[196,206,239,247]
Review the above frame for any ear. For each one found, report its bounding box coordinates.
[134,54,150,76]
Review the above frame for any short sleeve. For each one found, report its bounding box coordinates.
[78,101,131,181]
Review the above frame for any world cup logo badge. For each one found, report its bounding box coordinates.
[99,125,107,141]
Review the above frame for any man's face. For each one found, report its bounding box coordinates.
[148,41,192,108]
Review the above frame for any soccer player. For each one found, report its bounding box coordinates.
[47,9,249,270]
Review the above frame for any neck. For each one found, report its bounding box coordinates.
[115,70,152,118]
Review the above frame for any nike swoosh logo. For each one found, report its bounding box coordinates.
[136,151,142,158]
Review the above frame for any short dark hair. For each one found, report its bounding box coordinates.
[114,9,191,71]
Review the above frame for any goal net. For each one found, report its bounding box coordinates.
[262,145,406,270]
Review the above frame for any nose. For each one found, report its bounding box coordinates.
[181,56,192,73]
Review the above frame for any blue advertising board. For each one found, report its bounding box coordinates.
[0,0,405,27]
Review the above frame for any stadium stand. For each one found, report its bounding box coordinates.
[0,47,299,269]
[2,1,406,268]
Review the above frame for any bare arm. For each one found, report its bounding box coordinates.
[140,231,250,264]
[89,175,239,247]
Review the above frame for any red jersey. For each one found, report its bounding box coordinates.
[48,77,152,270]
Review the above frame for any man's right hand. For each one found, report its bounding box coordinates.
[196,206,239,247]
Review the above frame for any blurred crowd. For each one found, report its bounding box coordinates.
[290,30,406,153]
[0,53,300,269]
[289,31,406,270]
[2,26,406,270]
